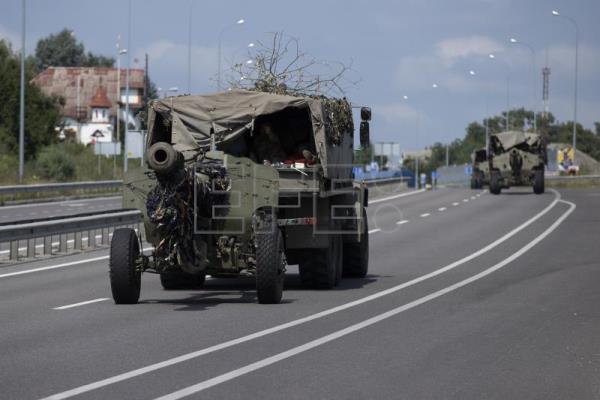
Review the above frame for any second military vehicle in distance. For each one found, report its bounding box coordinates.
[470,148,488,189]
[487,130,546,195]
[109,89,371,305]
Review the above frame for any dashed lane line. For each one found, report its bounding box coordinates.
[153,198,577,400]
[420,213,430,218]
[438,207,447,211]
[53,298,109,310]
[368,228,381,234]
[40,190,563,400]
[396,220,409,225]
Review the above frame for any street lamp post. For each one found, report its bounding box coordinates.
[402,94,420,189]
[217,18,245,91]
[18,0,26,182]
[115,39,127,177]
[552,9,579,162]
[510,37,537,133]
[187,0,193,94]
[488,53,511,131]
[124,0,132,174]
[468,69,490,150]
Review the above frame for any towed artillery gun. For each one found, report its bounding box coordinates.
[109,89,372,304]
[487,130,547,195]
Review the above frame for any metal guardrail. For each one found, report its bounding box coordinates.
[0,176,403,197]
[0,210,142,262]
[0,180,122,195]
[363,176,407,185]
[546,174,600,180]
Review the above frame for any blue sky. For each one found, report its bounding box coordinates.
[1,0,598,150]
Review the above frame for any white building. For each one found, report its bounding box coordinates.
[79,86,114,146]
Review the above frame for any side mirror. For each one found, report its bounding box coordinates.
[360,121,370,149]
[360,107,372,121]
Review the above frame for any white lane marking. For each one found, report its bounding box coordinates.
[368,228,381,234]
[463,199,469,203]
[420,213,430,218]
[438,207,447,211]
[471,196,476,200]
[154,199,577,400]
[53,298,109,310]
[0,247,154,279]
[40,191,563,400]
[369,189,426,204]
[396,220,409,225]
[452,202,460,206]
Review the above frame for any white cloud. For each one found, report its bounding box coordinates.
[376,102,420,124]
[134,40,218,93]
[546,43,600,82]
[0,24,20,50]
[435,35,504,66]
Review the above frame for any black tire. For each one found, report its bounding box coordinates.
[255,228,285,304]
[533,169,545,194]
[109,228,141,304]
[489,171,502,195]
[299,234,340,289]
[160,271,206,290]
[343,209,369,278]
[333,234,344,285]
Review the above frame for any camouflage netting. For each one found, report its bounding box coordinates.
[145,159,231,266]
[249,82,353,146]
[321,97,353,146]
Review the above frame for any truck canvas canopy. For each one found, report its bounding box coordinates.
[147,89,354,179]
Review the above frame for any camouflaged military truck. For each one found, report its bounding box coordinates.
[109,89,371,305]
[487,131,546,195]
[470,148,489,189]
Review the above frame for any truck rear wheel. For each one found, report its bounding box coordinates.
[160,271,206,290]
[109,228,141,304]
[255,228,285,304]
[533,169,544,194]
[299,234,341,289]
[343,209,369,278]
[490,171,502,195]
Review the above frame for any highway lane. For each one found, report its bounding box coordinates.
[0,188,597,399]
[0,196,123,224]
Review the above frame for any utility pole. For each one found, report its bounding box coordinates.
[542,49,551,118]
[124,0,131,173]
[18,0,26,182]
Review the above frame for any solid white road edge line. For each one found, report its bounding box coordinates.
[0,247,154,279]
[154,198,576,400]
[369,188,426,204]
[53,298,109,310]
[40,190,563,400]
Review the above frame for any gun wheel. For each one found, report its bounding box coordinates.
[109,228,141,304]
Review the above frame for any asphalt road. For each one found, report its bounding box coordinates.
[0,196,123,224]
[1,187,599,400]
